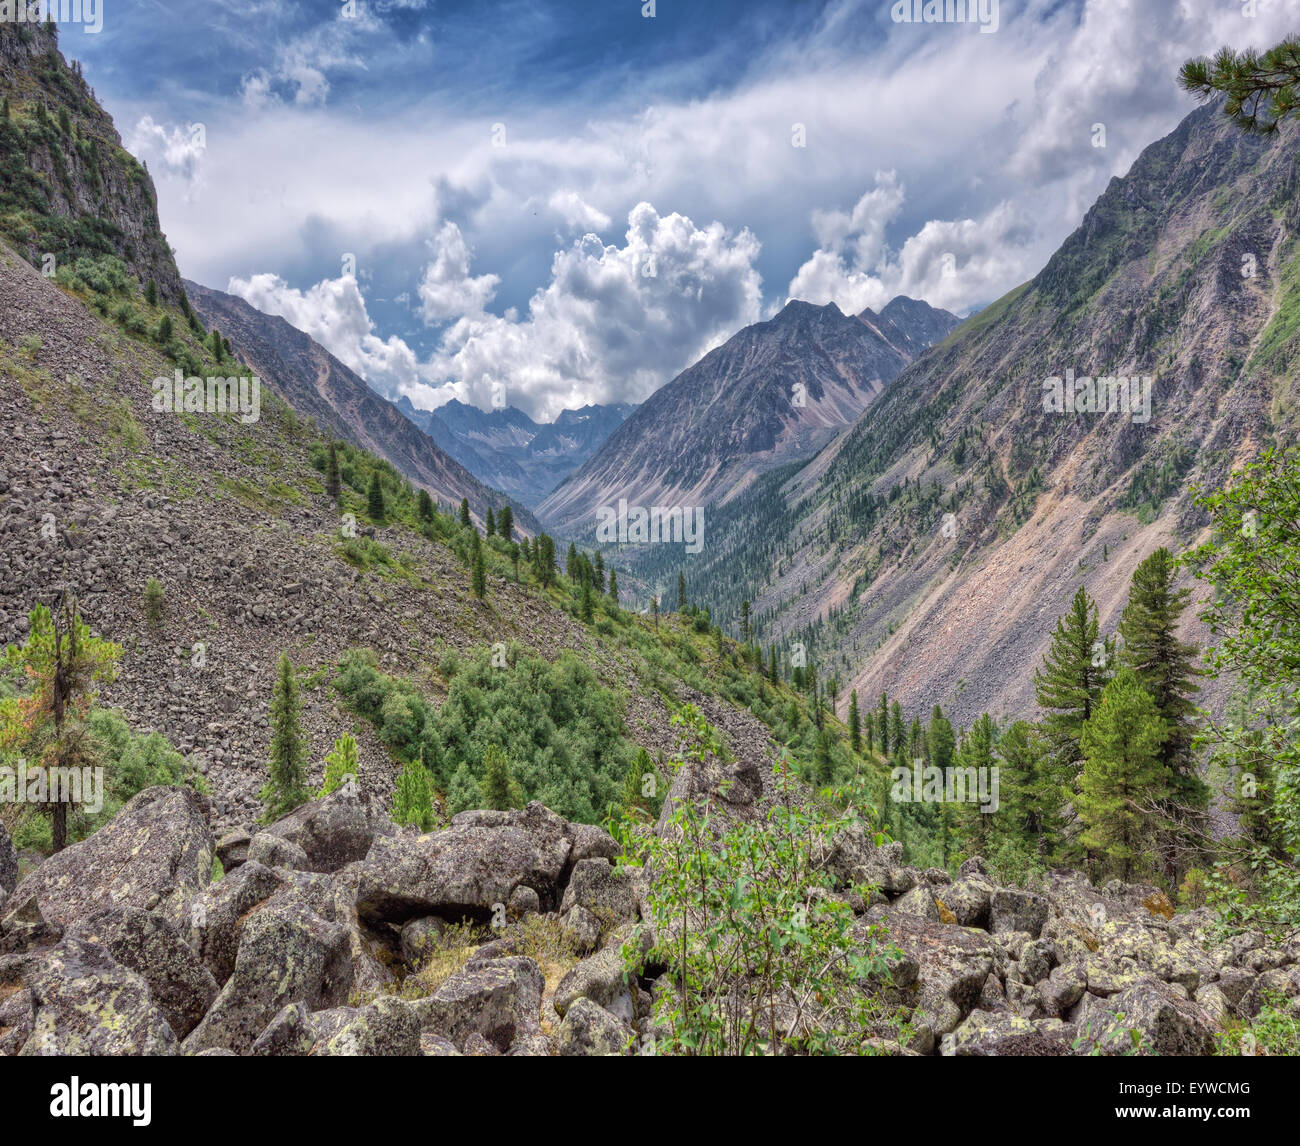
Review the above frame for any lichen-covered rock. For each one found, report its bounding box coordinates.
[553,940,638,1021]
[941,1011,1074,1056]
[251,996,420,1056]
[0,893,63,955]
[562,904,603,955]
[189,861,287,984]
[558,996,630,1056]
[7,937,177,1055]
[399,915,446,970]
[7,786,213,932]
[182,899,353,1055]
[215,829,252,872]
[355,802,572,924]
[410,956,544,1053]
[1240,967,1300,1018]
[68,906,218,1039]
[247,832,310,872]
[1076,980,1215,1056]
[565,822,621,864]
[990,889,1049,939]
[892,885,940,921]
[0,822,17,895]
[935,877,994,929]
[559,858,646,924]
[260,790,397,874]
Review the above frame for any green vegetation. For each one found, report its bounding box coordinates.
[259,652,310,822]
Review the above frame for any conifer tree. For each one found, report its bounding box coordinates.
[318,732,358,797]
[954,713,997,854]
[928,705,956,771]
[391,753,434,830]
[848,690,862,754]
[888,701,905,760]
[145,278,158,306]
[459,498,471,527]
[326,441,342,502]
[677,571,687,614]
[864,711,875,755]
[1034,585,1112,779]
[471,532,487,598]
[260,652,309,822]
[497,505,513,541]
[608,569,619,605]
[1077,669,1169,880]
[485,507,496,537]
[365,472,385,520]
[416,487,433,521]
[480,744,521,810]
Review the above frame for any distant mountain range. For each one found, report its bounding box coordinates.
[535,295,961,535]
[394,396,637,508]
[185,281,538,532]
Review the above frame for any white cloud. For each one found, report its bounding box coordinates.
[417,222,500,322]
[547,190,612,232]
[126,116,207,192]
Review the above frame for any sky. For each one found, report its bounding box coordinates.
[59,0,1297,421]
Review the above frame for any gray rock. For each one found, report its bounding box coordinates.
[559,858,646,924]
[67,906,217,1039]
[562,904,603,955]
[0,822,17,894]
[558,996,630,1056]
[941,1011,1074,1056]
[260,790,397,874]
[399,915,446,970]
[410,956,544,1053]
[990,889,1049,939]
[247,832,310,871]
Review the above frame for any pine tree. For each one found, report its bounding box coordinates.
[318,732,358,797]
[928,705,956,771]
[144,278,158,306]
[459,498,471,528]
[497,505,513,541]
[416,487,433,521]
[391,753,434,830]
[814,727,834,785]
[210,327,224,361]
[594,551,605,594]
[156,314,173,343]
[485,507,496,537]
[954,713,997,854]
[864,711,875,755]
[471,532,487,598]
[480,744,521,810]
[677,571,687,614]
[907,716,925,764]
[768,646,778,684]
[326,441,342,502]
[580,578,595,622]
[651,595,660,628]
[741,600,751,644]
[260,652,309,822]
[878,692,889,750]
[608,569,619,605]
[1034,585,1112,790]
[1077,669,1169,881]
[1119,546,1205,879]
[366,472,385,520]
[888,701,905,760]
[848,690,862,754]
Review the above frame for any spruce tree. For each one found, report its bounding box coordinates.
[480,744,521,810]
[954,713,997,854]
[318,732,358,797]
[485,507,496,537]
[928,705,956,771]
[594,551,605,594]
[1034,585,1112,783]
[326,441,342,502]
[864,711,875,755]
[608,569,619,605]
[677,571,687,614]
[416,487,433,521]
[471,532,487,598]
[366,471,385,520]
[1118,547,1205,821]
[1077,669,1169,881]
[497,504,513,541]
[848,690,862,754]
[145,278,158,306]
[459,498,471,528]
[260,652,309,822]
[888,700,905,760]
[391,753,434,830]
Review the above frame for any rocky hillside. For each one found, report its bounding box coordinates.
[1,741,1287,1056]
[694,101,1300,730]
[0,22,182,303]
[185,281,534,530]
[536,297,958,536]
[396,395,636,509]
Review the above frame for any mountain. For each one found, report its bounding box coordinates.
[687,100,1300,731]
[395,396,637,508]
[184,281,536,532]
[536,296,959,535]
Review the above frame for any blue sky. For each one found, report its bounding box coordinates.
[60,0,1297,419]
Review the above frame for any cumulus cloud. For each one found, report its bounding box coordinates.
[547,190,612,233]
[417,222,501,322]
[126,117,207,191]
[227,271,421,394]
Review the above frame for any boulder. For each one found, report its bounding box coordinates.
[941,1011,1075,1056]
[188,861,287,983]
[355,802,572,924]
[0,893,63,954]
[67,906,218,1039]
[934,877,994,929]
[892,885,940,921]
[182,899,353,1055]
[246,832,310,872]
[565,822,621,863]
[559,858,646,924]
[553,939,639,1021]
[990,889,1049,939]
[260,790,398,874]
[7,786,213,932]
[558,996,630,1056]
[215,829,252,872]
[0,822,17,894]
[251,996,421,1056]
[1077,980,1216,1056]
[399,915,446,970]
[6,937,177,1055]
[411,956,544,1053]
[562,904,603,955]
